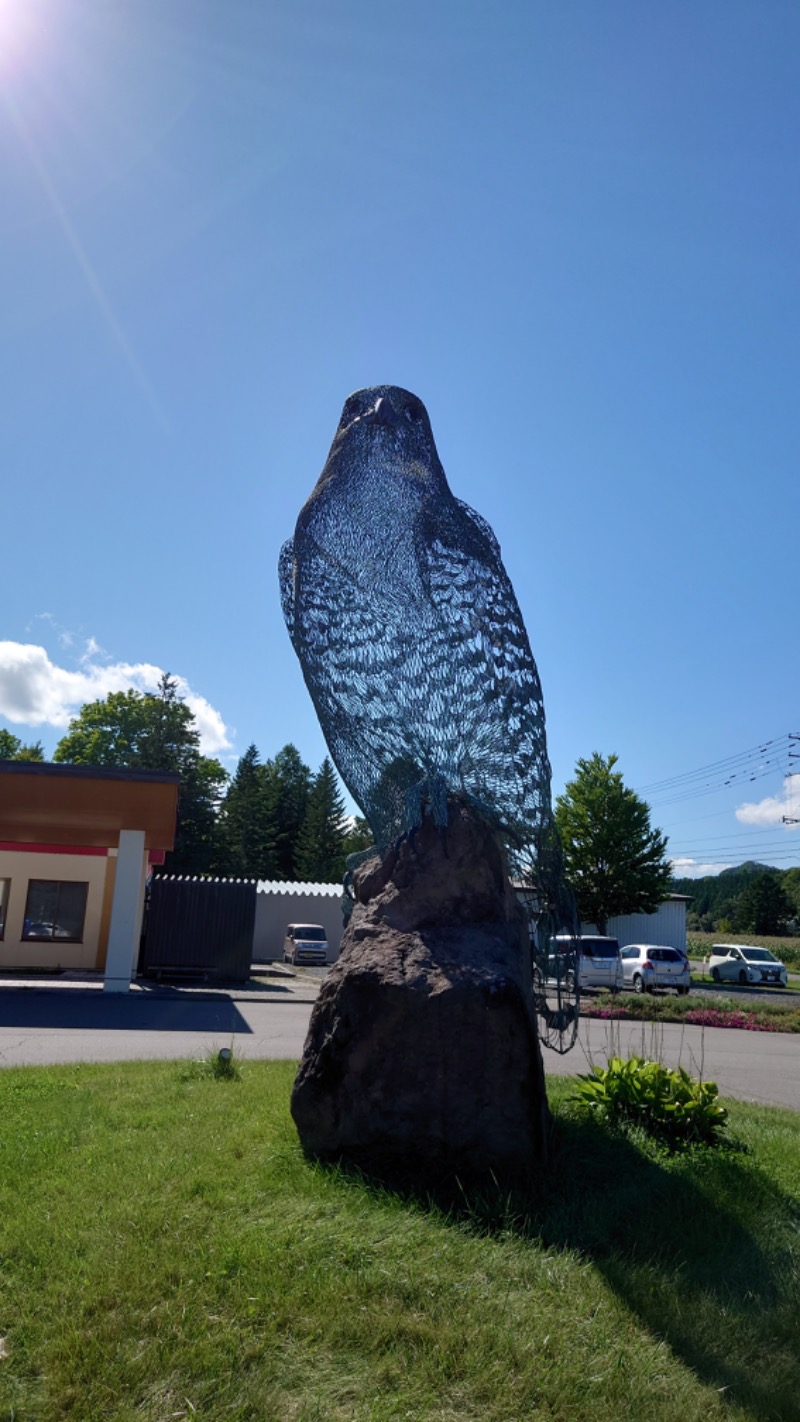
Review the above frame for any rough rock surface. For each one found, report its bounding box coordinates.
[291,803,549,1179]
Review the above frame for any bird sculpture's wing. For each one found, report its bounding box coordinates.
[280,529,414,844]
[425,499,580,1053]
[417,497,550,850]
[278,539,296,643]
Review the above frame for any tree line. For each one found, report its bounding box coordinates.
[7,685,795,927]
[672,863,800,936]
[2,677,371,882]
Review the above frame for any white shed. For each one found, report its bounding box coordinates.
[581,895,691,953]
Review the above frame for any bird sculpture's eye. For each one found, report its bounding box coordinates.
[404,405,420,424]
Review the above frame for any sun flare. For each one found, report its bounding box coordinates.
[0,0,44,74]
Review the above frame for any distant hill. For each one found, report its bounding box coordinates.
[717,860,776,878]
[671,860,788,927]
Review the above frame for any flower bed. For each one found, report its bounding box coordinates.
[683,1008,781,1031]
[581,998,798,1033]
[582,1005,632,1020]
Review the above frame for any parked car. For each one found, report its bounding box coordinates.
[546,935,624,993]
[620,943,691,995]
[283,923,329,966]
[708,944,788,987]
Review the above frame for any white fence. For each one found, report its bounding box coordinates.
[253,880,344,962]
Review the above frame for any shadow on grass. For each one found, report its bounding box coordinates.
[313,1114,800,1422]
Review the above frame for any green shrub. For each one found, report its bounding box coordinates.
[572,1055,728,1148]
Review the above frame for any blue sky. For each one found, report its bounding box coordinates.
[1,0,798,876]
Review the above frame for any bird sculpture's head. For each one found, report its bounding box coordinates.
[316,385,448,498]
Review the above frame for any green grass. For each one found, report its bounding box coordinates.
[688,931,800,972]
[1,1061,799,1421]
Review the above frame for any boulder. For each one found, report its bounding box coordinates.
[291,802,549,1180]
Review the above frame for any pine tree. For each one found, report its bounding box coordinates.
[737,873,791,935]
[295,758,348,882]
[271,744,312,879]
[218,744,279,878]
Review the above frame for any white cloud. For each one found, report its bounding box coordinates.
[670,857,733,879]
[0,641,232,756]
[736,775,800,828]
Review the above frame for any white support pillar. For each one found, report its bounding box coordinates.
[104,830,147,993]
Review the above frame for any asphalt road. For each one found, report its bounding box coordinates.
[0,982,798,1111]
[543,1016,800,1110]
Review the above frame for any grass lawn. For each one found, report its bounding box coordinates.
[1,1059,799,1421]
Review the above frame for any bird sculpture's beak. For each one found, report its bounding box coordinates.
[362,392,400,428]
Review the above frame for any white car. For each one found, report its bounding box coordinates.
[708,944,788,988]
[620,943,691,995]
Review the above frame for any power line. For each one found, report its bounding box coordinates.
[647,760,791,809]
[637,733,798,810]
[671,852,800,869]
[637,735,789,794]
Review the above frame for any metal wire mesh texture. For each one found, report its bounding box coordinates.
[280,385,578,1050]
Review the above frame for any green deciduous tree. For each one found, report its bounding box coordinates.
[555,752,672,935]
[53,675,227,874]
[295,758,348,882]
[0,729,45,761]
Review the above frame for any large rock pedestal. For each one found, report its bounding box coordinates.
[291,804,549,1181]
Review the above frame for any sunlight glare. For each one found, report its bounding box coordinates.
[0,0,46,76]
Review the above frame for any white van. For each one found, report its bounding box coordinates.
[283,923,329,966]
[547,934,624,993]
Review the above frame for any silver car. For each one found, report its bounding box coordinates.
[283,923,329,965]
[620,944,691,995]
[547,935,624,993]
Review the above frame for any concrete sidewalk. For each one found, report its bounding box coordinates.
[0,965,320,1004]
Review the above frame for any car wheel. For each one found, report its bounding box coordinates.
[738,969,748,985]
[633,973,644,995]
[678,986,690,996]
[711,967,720,982]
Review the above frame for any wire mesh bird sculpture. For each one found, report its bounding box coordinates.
[279,385,578,1050]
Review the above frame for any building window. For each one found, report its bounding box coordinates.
[23,881,89,943]
[0,879,8,940]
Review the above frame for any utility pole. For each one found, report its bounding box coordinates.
[782,732,800,824]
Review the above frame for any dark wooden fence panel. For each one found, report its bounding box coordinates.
[141,877,256,982]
